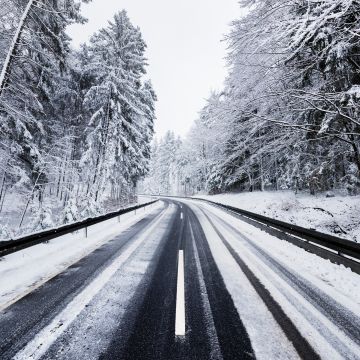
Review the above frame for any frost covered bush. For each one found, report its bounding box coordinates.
[62,199,80,224]
[0,224,13,240]
[341,164,360,195]
[28,203,54,232]
[79,196,103,220]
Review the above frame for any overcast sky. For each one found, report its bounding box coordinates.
[67,0,244,138]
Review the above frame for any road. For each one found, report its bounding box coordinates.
[0,199,359,360]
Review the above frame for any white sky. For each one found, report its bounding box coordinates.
[67,0,244,137]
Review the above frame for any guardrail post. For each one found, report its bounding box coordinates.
[117,215,120,223]
[84,227,88,238]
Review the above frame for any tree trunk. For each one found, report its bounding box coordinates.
[0,171,6,204]
[0,186,7,214]
[0,0,36,96]
[274,156,279,191]
[351,142,360,175]
[19,171,41,228]
[260,157,264,191]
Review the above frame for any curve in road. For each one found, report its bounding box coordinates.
[0,199,359,360]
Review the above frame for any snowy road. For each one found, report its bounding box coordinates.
[0,199,359,359]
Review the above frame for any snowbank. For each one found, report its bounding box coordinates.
[196,191,360,242]
[0,193,157,241]
[0,201,163,311]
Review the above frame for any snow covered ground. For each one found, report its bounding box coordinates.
[0,193,156,241]
[1,196,359,359]
[0,201,163,311]
[186,199,360,358]
[196,191,360,242]
[13,202,172,360]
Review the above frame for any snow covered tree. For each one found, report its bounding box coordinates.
[0,0,88,194]
[183,0,360,195]
[142,132,186,195]
[80,10,155,206]
[0,5,156,236]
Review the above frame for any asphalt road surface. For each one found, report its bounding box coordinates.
[0,199,359,360]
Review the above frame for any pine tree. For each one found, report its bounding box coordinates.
[80,10,155,205]
[0,0,88,193]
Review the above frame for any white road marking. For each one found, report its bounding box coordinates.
[180,212,183,220]
[175,250,186,337]
[13,208,169,360]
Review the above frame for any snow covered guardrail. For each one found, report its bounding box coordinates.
[156,195,360,274]
[195,197,360,273]
[0,200,158,258]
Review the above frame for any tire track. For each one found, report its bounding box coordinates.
[199,208,320,360]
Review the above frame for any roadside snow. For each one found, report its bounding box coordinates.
[14,203,170,360]
[196,191,360,242]
[39,204,175,359]
[187,199,360,359]
[193,200,360,310]
[0,201,163,311]
[0,193,155,241]
[188,201,300,359]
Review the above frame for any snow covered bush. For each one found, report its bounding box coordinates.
[28,203,54,233]
[0,224,13,241]
[62,198,80,224]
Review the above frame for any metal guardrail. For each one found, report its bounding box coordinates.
[0,200,158,257]
[155,194,360,274]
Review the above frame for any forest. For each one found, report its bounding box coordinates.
[1,0,360,238]
[142,0,360,196]
[0,1,155,238]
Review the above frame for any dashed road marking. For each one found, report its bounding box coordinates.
[175,250,185,337]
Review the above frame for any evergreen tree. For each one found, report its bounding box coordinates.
[0,0,88,193]
[0,6,156,236]
[80,10,155,205]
